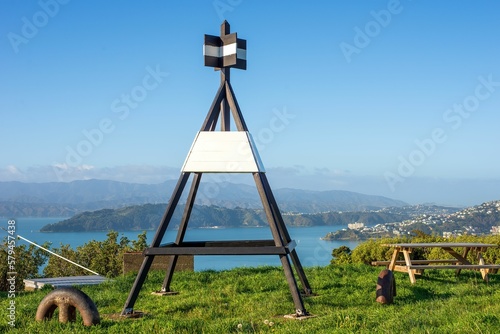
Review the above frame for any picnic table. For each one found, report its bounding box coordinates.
[373,243,500,284]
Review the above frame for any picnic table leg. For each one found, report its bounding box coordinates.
[455,247,471,276]
[388,249,399,271]
[402,249,416,284]
[477,249,489,282]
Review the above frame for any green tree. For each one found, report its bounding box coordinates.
[330,245,352,265]
[131,231,148,251]
[43,231,149,278]
[1,238,49,291]
[43,244,84,277]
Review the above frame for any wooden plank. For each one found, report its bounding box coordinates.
[201,82,225,131]
[403,249,416,284]
[161,240,276,247]
[478,254,488,281]
[122,172,190,315]
[388,265,425,276]
[144,240,296,256]
[161,172,202,292]
[457,246,471,276]
[225,81,248,131]
[408,265,500,270]
[392,265,409,273]
[24,275,107,291]
[220,66,230,131]
[388,249,399,271]
[383,243,498,248]
[371,259,459,266]
[260,172,313,296]
[391,265,424,275]
[442,247,472,265]
[145,246,286,255]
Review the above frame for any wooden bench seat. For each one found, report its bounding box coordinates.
[408,264,500,270]
[371,259,458,266]
[371,261,500,275]
[380,243,500,284]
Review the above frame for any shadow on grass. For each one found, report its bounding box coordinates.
[100,311,155,325]
[412,270,500,285]
[486,274,500,284]
[402,286,454,303]
[315,281,344,291]
[226,265,282,276]
[390,270,500,305]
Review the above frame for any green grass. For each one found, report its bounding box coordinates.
[2,265,500,333]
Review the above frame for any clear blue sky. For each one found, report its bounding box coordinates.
[1,0,500,206]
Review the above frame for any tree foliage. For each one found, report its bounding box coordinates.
[43,231,149,278]
[330,246,352,265]
[348,234,500,265]
[0,238,49,291]
[0,230,150,289]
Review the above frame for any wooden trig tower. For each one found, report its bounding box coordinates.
[121,21,312,317]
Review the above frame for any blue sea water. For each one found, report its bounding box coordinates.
[3,217,360,271]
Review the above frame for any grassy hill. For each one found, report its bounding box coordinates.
[1,265,499,333]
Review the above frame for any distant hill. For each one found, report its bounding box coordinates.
[40,203,411,232]
[324,200,500,240]
[0,179,407,217]
[272,188,405,212]
[0,179,170,206]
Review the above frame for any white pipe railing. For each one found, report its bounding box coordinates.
[2,227,100,276]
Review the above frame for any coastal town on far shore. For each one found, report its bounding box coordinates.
[323,200,500,240]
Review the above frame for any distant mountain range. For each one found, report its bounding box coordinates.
[0,179,407,217]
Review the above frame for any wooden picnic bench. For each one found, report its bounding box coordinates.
[376,243,500,284]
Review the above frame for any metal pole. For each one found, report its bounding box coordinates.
[4,230,100,276]
[220,21,230,131]
[121,172,190,315]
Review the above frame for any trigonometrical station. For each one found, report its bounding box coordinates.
[121,21,313,318]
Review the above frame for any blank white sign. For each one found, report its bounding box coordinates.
[182,131,265,173]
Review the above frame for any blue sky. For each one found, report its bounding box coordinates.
[1,0,500,206]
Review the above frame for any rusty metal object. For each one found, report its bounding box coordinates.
[35,287,100,326]
[376,269,396,304]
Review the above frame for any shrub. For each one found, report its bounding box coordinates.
[330,246,352,265]
[349,234,500,264]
